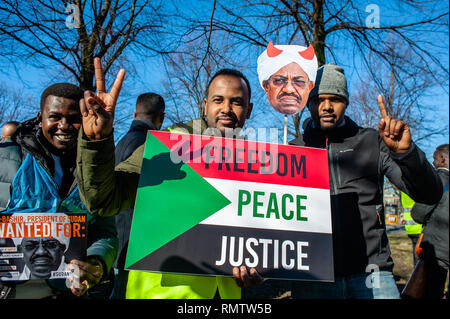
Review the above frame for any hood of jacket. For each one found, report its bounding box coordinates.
[12,118,55,173]
[12,118,77,196]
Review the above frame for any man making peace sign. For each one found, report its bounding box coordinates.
[76,58,261,299]
[290,63,443,299]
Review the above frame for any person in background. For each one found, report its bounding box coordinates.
[401,191,422,266]
[412,144,449,299]
[111,92,165,299]
[1,121,20,140]
[0,121,21,210]
[115,93,165,165]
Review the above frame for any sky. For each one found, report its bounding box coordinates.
[0,0,448,161]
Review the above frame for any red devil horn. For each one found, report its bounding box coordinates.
[298,44,315,60]
[266,41,283,58]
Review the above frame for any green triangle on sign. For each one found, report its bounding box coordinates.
[125,132,231,269]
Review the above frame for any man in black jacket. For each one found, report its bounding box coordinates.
[111,92,165,299]
[290,63,442,299]
[412,144,449,299]
[115,93,165,165]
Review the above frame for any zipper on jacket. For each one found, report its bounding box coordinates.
[327,138,338,195]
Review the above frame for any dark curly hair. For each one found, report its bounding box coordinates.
[205,69,252,103]
[40,83,84,111]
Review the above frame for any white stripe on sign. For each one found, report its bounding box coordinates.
[200,178,332,234]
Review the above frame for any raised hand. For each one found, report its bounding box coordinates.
[80,57,125,140]
[377,95,411,154]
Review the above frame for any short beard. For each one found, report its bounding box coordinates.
[319,122,339,131]
[312,118,338,132]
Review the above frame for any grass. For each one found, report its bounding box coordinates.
[387,230,416,292]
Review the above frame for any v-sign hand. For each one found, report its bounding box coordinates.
[80,57,126,140]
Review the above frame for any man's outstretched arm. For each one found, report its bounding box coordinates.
[76,57,141,216]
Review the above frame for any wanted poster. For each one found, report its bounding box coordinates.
[0,212,87,281]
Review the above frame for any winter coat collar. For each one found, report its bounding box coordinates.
[129,118,158,132]
[303,116,361,148]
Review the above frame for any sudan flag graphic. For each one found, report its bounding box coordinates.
[125,131,334,281]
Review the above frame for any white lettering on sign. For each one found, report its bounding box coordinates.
[215,235,309,271]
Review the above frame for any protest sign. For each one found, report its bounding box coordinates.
[126,131,333,281]
[0,212,87,281]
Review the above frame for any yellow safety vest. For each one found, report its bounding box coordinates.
[401,192,423,235]
[125,271,241,299]
[403,210,423,235]
[127,122,241,299]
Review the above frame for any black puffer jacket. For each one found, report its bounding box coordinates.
[115,119,157,166]
[291,116,442,276]
[0,137,21,210]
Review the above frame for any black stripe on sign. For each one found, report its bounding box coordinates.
[127,224,334,281]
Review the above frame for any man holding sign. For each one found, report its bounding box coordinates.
[290,63,443,299]
[77,58,260,299]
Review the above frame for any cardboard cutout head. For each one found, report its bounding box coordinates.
[257,41,318,115]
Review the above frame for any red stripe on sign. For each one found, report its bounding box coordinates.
[150,131,330,189]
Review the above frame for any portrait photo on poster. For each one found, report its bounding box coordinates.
[0,212,87,281]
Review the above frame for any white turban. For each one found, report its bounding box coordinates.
[257,41,319,88]
[11,213,70,252]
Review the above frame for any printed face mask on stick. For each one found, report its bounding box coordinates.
[257,41,318,115]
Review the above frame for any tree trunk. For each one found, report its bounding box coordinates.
[80,60,95,91]
[292,0,326,140]
[312,0,326,67]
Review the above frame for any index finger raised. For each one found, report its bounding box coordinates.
[377,95,388,118]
